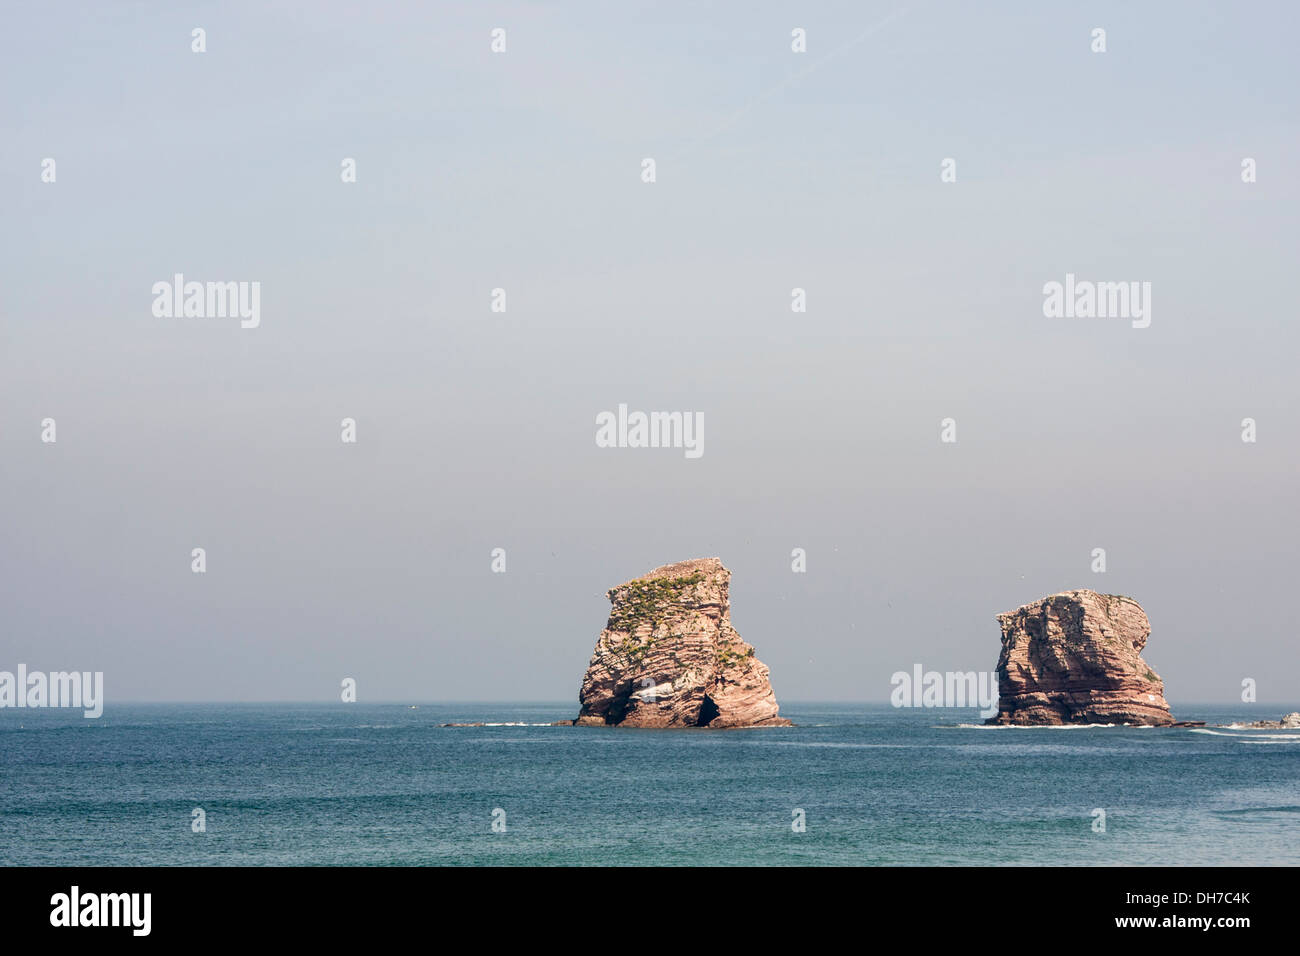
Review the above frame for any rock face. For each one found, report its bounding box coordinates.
[574,558,791,728]
[987,590,1174,726]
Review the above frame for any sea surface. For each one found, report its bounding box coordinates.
[2,703,1297,866]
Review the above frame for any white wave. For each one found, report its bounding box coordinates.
[953,722,1124,729]
[1190,728,1300,742]
[757,741,915,749]
[1222,723,1300,731]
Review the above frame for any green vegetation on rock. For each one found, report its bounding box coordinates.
[607,572,705,634]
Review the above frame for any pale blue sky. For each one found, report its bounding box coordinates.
[2,1,1297,707]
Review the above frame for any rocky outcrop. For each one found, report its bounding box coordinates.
[987,590,1174,726]
[573,558,791,728]
[1228,712,1300,730]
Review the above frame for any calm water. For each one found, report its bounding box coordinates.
[2,703,1296,865]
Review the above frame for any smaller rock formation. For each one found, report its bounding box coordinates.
[1226,712,1300,730]
[987,590,1174,726]
[573,558,790,728]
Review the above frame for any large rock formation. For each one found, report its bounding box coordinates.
[573,558,791,728]
[987,590,1174,726]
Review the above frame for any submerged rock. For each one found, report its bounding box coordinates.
[574,558,790,728]
[987,589,1174,726]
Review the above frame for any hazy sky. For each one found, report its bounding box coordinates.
[2,2,1297,707]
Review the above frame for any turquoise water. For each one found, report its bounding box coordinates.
[2,703,1297,865]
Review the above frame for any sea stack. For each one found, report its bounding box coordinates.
[573,558,791,728]
[987,590,1174,726]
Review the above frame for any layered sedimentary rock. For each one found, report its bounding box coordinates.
[573,558,790,728]
[987,590,1174,726]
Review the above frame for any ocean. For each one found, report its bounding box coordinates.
[2,703,1297,866]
